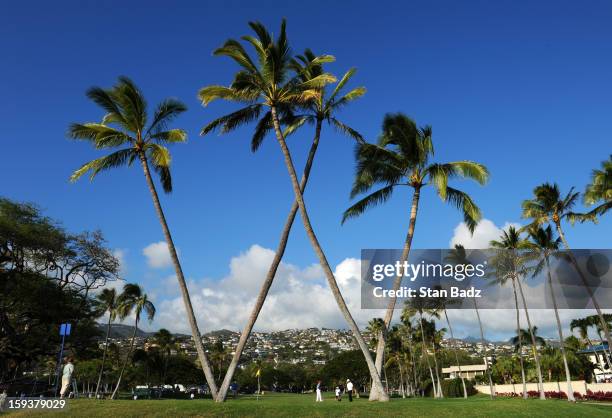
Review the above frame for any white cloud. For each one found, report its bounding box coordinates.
[449,219,521,249]
[153,244,384,334]
[143,241,174,269]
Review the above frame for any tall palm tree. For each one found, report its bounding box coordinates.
[110,283,155,399]
[68,77,218,397]
[522,183,612,355]
[153,328,176,386]
[198,20,388,401]
[342,113,488,398]
[511,327,546,352]
[399,310,420,396]
[202,48,365,401]
[583,155,611,218]
[93,288,118,398]
[527,226,575,401]
[490,227,545,400]
[446,245,495,398]
[430,286,467,398]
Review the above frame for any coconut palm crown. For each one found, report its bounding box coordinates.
[199,20,337,149]
[583,155,612,218]
[68,76,186,191]
[342,113,488,231]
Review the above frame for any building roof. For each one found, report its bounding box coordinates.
[442,364,487,373]
[577,343,609,354]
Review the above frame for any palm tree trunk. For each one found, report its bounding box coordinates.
[545,257,575,401]
[269,106,388,401]
[138,154,218,398]
[555,222,612,357]
[94,314,112,398]
[474,299,495,399]
[419,313,437,398]
[371,187,420,400]
[515,276,546,400]
[511,278,528,399]
[215,119,323,402]
[444,309,467,398]
[431,341,443,398]
[111,320,138,400]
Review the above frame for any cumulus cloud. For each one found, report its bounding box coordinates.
[143,241,174,269]
[153,244,385,334]
[449,219,521,249]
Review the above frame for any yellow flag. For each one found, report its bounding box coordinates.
[255,368,261,377]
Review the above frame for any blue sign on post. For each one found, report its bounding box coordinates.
[59,323,71,336]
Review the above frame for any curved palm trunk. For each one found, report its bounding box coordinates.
[111,319,138,400]
[419,312,437,398]
[139,155,218,398]
[545,257,575,401]
[596,329,612,372]
[371,188,420,400]
[555,222,612,356]
[215,120,323,402]
[444,309,467,398]
[474,299,495,399]
[515,277,546,400]
[269,106,388,401]
[94,314,112,398]
[511,278,528,399]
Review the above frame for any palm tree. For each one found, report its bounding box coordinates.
[93,288,118,398]
[153,328,176,386]
[68,77,218,397]
[430,286,467,398]
[583,155,611,218]
[198,20,387,401]
[522,183,612,355]
[489,227,545,400]
[527,226,575,401]
[399,311,420,396]
[111,283,155,399]
[202,48,365,401]
[342,113,488,397]
[511,327,546,352]
[446,244,495,398]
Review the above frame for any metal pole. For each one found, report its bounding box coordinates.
[54,334,66,397]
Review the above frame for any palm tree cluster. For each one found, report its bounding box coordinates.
[67,18,610,403]
[93,283,155,399]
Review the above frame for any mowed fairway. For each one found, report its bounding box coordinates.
[5,393,612,418]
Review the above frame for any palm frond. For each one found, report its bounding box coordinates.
[342,184,396,224]
[70,148,135,182]
[445,187,482,233]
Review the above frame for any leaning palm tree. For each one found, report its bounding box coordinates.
[198,20,387,401]
[583,155,611,218]
[202,48,365,401]
[446,245,495,398]
[342,113,488,398]
[527,226,575,401]
[93,288,118,398]
[68,77,218,397]
[522,183,612,355]
[110,283,155,399]
[490,227,545,400]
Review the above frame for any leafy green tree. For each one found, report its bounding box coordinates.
[199,20,386,401]
[342,113,488,394]
[111,283,155,399]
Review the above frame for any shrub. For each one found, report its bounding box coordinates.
[441,378,477,398]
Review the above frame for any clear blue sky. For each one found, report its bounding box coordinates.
[1,1,611,331]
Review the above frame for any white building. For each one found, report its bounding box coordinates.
[442,364,488,379]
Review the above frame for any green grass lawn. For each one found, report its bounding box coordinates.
[5,393,612,417]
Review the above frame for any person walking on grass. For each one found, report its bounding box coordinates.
[346,379,354,402]
[335,386,341,401]
[60,357,74,399]
[316,380,323,402]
